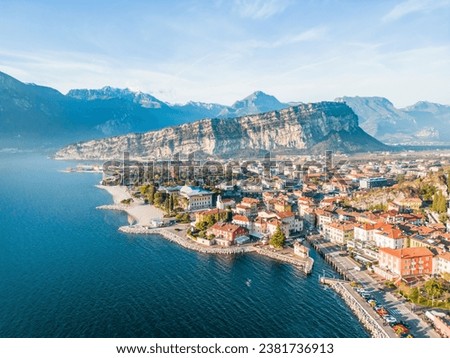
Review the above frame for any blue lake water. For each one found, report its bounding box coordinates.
[0,152,369,337]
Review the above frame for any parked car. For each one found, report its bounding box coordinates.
[384,315,397,324]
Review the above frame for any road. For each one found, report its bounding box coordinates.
[311,237,440,338]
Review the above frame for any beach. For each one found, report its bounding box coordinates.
[96,185,163,225]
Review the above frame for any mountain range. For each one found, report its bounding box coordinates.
[336,96,450,145]
[1,70,450,150]
[0,71,288,145]
[55,102,385,160]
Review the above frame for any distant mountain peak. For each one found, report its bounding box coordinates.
[218,90,288,118]
[336,96,394,107]
[66,87,165,108]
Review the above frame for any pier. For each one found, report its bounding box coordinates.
[253,247,314,274]
[307,236,360,280]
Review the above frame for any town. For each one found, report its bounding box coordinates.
[100,149,450,337]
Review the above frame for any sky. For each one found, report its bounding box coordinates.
[0,0,449,107]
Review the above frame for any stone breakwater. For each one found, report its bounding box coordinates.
[97,204,130,211]
[118,225,313,274]
[321,278,395,338]
[254,248,314,274]
[119,225,254,255]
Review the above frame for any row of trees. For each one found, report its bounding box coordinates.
[431,190,447,213]
[194,209,232,239]
[139,184,182,215]
[405,279,450,308]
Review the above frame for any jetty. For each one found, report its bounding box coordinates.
[253,247,314,273]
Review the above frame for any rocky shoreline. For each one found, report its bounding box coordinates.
[321,278,394,338]
[119,225,254,255]
[118,224,313,273]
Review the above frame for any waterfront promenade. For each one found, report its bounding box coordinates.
[97,185,314,273]
[119,224,314,273]
[309,236,440,338]
[321,278,395,338]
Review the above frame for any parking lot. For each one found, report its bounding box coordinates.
[311,237,440,338]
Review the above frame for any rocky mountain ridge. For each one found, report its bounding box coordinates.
[55,101,386,160]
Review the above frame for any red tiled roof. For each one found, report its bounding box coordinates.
[379,247,433,259]
[327,222,354,231]
[276,211,295,219]
[209,222,244,233]
[438,252,450,262]
[233,215,250,222]
[242,197,259,204]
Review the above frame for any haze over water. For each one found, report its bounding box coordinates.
[0,152,368,338]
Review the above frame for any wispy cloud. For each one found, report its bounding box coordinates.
[233,0,291,19]
[273,27,327,46]
[383,0,450,22]
[237,27,327,51]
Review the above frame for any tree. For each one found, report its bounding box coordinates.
[205,215,216,227]
[140,184,150,196]
[420,184,436,201]
[424,279,443,299]
[447,170,450,193]
[269,226,286,249]
[432,190,447,213]
[196,220,209,231]
[409,287,419,302]
[164,197,170,213]
[225,206,232,222]
[153,192,163,207]
[147,185,156,204]
[172,194,179,209]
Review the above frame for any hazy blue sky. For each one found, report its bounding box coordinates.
[0,0,449,106]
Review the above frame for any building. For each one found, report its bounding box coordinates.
[374,225,405,249]
[239,197,260,215]
[253,217,268,237]
[267,219,289,237]
[378,247,434,278]
[273,199,292,213]
[206,222,248,246]
[195,208,228,224]
[232,214,253,231]
[276,211,303,235]
[315,209,335,232]
[216,195,236,210]
[354,223,377,242]
[323,222,354,244]
[298,197,314,217]
[294,241,310,258]
[179,186,213,211]
[301,206,316,227]
[433,252,450,278]
[359,177,387,189]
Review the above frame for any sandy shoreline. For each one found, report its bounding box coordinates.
[96,185,164,225]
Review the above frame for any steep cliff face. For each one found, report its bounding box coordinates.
[55,102,386,160]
